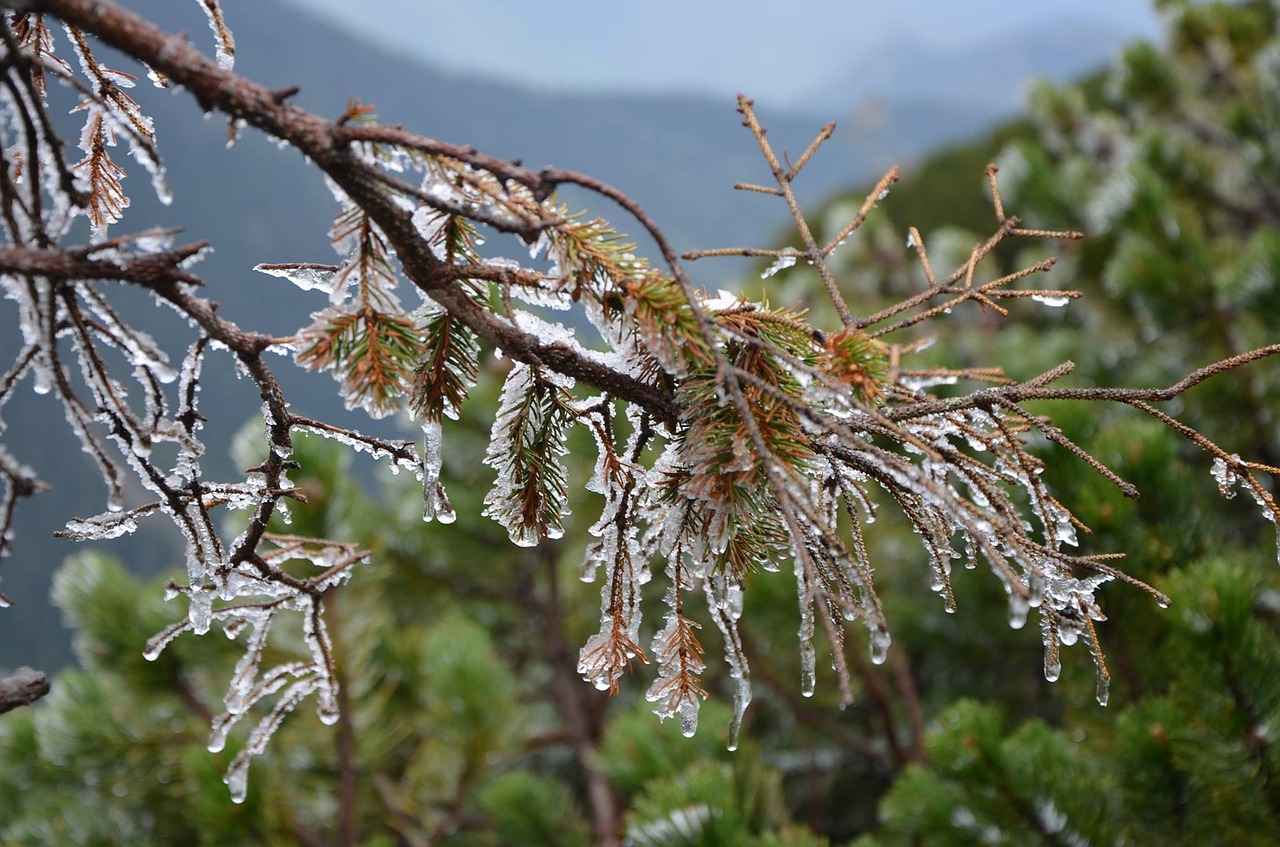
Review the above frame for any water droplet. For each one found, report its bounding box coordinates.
[1044,653,1061,683]
[1008,595,1029,630]
[869,630,891,665]
[678,700,699,738]
[225,764,248,804]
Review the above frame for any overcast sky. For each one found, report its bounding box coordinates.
[280,0,1163,104]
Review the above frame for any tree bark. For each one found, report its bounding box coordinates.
[0,666,49,714]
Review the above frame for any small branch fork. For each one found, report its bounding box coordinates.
[672,96,1277,704]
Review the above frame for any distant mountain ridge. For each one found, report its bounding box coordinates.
[801,19,1133,120]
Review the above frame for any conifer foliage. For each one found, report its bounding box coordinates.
[0,0,1278,810]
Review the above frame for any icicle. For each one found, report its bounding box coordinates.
[30,356,52,395]
[869,629,891,665]
[761,254,797,279]
[188,588,212,635]
[420,420,454,523]
[60,511,140,541]
[678,700,699,738]
[1095,672,1110,707]
[1211,455,1241,499]
[1042,613,1062,683]
[254,263,339,295]
[207,712,234,754]
[794,552,817,697]
[291,423,421,478]
[224,760,248,805]
[705,574,751,751]
[1044,652,1062,683]
[1008,592,1030,630]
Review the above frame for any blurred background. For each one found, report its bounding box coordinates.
[3,1,1279,844]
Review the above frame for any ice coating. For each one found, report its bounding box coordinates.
[706,573,751,751]
[482,363,574,547]
[420,420,454,523]
[761,253,798,278]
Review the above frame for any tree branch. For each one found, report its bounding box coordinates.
[7,0,682,424]
[0,666,49,714]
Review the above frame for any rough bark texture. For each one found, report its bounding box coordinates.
[0,666,49,714]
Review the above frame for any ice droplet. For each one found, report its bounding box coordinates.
[1031,294,1071,308]
[31,366,52,395]
[207,714,233,753]
[1095,673,1110,707]
[188,591,212,635]
[678,699,699,738]
[761,254,798,279]
[1008,594,1030,630]
[869,630,891,665]
[317,703,341,726]
[1211,455,1239,498]
[1044,652,1062,683]
[800,665,816,698]
[225,763,248,804]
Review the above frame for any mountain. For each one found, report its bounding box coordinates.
[0,0,1118,670]
[801,20,1135,124]
[283,0,1160,106]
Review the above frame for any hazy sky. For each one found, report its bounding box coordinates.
[281,0,1163,104]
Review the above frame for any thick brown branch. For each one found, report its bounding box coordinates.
[0,242,206,285]
[13,0,682,424]
[0,666,49,713]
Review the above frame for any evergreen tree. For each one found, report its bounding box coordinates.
[791,1,1280,842]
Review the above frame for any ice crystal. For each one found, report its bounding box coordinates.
[761,253,798,278]
[420,420,454,523]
